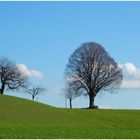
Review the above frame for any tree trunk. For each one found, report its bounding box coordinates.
[32,96,34,101]
[0,83,5,94]
[69,98,72,109]
[89,94,95,109]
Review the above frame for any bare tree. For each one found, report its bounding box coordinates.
[0,57,27,94]
[65,42,123,109]
[25,85,46,101]
[64,82,81,109]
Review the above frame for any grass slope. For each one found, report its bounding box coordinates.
[0,94,140,138]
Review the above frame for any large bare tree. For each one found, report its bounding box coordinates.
[25,85,46,101]
[65,42,123,109]
[0,57,27,94]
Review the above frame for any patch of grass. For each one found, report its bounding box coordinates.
[0,94,140,138]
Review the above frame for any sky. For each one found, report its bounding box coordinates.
[0,1,140,109]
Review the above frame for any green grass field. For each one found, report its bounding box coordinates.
[0,94,140,138]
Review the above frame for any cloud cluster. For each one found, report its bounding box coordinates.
[119,63,140,89]
[16,64,44,79]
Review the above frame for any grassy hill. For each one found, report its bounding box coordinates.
[0,94,140,138]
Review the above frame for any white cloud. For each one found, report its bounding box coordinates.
[119,63,140,89]
[121,80,140,89]
[119,63,140,79]
[16,64,44,79]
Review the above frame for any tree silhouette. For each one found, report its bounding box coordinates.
[25,85,46,101]
[0,57,27,94]
[65,42,123,109]
[64,82,81,109]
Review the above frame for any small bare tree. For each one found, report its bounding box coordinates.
[65,42,123,109]
[0,57,27,94]
[64,82,81,109]
[25,85,46,101]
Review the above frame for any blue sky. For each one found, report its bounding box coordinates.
[0,1,140,109]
